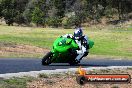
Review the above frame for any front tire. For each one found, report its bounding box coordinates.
[42,52,53,65]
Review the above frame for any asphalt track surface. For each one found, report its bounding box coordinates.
[0,58,132,74]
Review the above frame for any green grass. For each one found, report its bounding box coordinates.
[0,25,132,58]
[0,77,35,88]
[0,26,73,48]
[88,30,132,58]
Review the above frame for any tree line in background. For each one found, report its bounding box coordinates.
[0,0,131,28]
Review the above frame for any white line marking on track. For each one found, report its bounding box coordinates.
[0,66,132,79]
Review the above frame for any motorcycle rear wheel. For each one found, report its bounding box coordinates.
[69,59,79,65]
[68,51,79,65]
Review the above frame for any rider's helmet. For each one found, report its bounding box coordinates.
[74,28,83,40]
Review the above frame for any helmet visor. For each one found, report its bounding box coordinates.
[74,30,82,39]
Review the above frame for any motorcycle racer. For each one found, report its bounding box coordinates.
[42,27,94,65]
[62,27,89,63]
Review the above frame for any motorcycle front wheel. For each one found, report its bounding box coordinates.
[42,52,53,65]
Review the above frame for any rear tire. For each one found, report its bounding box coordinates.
[69,59,79,65]
[42,52,53,65]
[68,51,79,65]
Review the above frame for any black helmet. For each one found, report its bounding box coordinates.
[74,28,83,40]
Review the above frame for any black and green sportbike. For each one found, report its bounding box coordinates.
[42,36,94,65]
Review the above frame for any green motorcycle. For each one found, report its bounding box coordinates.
[42,36,94,65]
